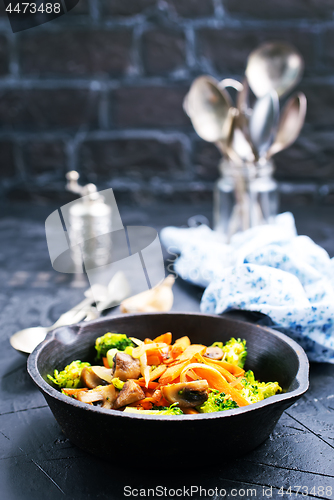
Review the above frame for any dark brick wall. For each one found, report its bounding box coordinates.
[0,0,334,205]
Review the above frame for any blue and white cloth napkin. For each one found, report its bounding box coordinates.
[160,213,334,363]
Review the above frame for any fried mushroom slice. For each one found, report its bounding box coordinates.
[204,346,224,360]
[161,380,209,408]
[77,384,118,409]
[113,380,145,409]
[80,366,113,389]
[112,352,141,381]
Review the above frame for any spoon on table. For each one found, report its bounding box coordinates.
[246,41,304,98]
[10,272,131,355]
[10,295,96,355]
[267,92,307,158]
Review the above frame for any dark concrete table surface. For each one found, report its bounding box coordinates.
[0,201,334,500]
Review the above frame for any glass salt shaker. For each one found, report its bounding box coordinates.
[66,171,112,271]
[213,158,278,241]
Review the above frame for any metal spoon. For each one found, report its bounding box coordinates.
[267,92,307,158]
[225,112,258,234]
[228,111,257,164]
[10,295,96,355]
[218,78,244,106]
[184,75,234,144]
[249,90,279,159]
[237,78,250,116]
[219,79,244,94]
[10,272,131,355]
[246,41,304,98]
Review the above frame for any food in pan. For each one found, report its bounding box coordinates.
[47,332,282,415]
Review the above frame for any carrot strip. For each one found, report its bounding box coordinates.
[174,344,207,363]
[135,379,160,389]
[151,389,162,401]
[153,332,172,345]
[163,358,176,365]
[192,366,249,407]
[183,408,199,415]
[185,369,202,381]
[132,342,168,359]
[147,345,168,356]
[151,389,169,405]
[127,401,144,408]
[146,354,162,366]
[144,338,154,344]
[158,360,190,385]
[62,388,88,396]
[230,376,244,388]
[145,345,169,365]
[196,354,243,390]
[133,395,173,409]
[203,357,245,377]
[171,336,191,359]
[160,398,170,406]
[145,347,161,356]
[102,357,110,368]
[137,397,155,409]
[160,345,206,382]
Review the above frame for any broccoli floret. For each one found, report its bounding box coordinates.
[95,333,134,359]
[197,390,238,413]
[240,370,282,403]
[124,403,183,416]
[210,338,247,368]
[151,403,183,415]
[222,337,247,368]
[243,369,256,384]
[47,360,90,389]
[260,382,282,399]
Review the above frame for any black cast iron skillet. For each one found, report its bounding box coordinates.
[28,312,309,463]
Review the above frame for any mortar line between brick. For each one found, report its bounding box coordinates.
[1,74,334,89]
